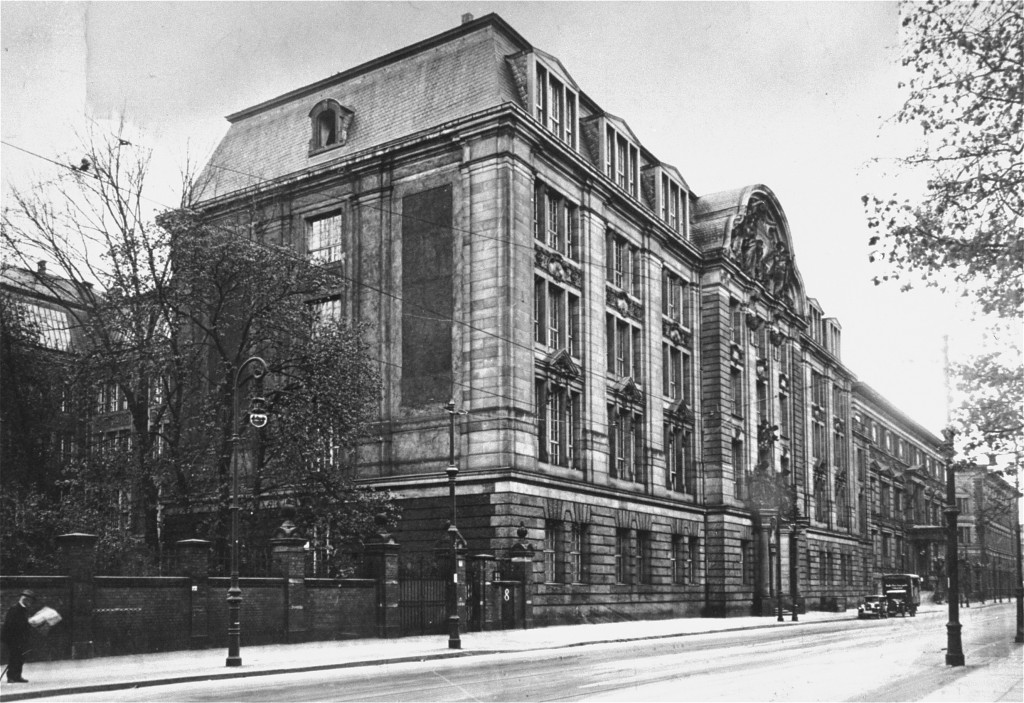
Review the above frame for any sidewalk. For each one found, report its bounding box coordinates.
[0,600,1016,701]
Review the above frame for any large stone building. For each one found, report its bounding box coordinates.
[195,13,957,623]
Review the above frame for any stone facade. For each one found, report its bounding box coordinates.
[195,13,964,623]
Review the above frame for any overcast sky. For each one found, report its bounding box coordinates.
[2,1,986,436]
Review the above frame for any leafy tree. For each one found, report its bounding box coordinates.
[2,124,398,572]
[951,347,1023,458]
[864,0,1023,318]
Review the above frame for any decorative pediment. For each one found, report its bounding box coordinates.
[543,348,582,383]
[611,376,645,406]
[833,417,846,433]
[811,405,825,423]
[666,398,694,425]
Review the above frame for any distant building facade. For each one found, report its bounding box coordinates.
[193,14,962,622]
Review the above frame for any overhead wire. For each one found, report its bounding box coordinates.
[1,137,788,440]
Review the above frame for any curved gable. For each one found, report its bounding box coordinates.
[694,185,806,313]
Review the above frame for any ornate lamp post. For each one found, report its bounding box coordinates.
[772,515,784,622]
[445,398,462,650]
[226,356,270,668]
[941,428,964,667]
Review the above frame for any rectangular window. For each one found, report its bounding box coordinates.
[569,523,586,583]
[741,539,754,585]
[615,529,630,584]
[779,393,791,438]
[311,295,345,327]
[609,404,643,482]
[535,278,580,357]
[549,77,563,137]
[636,531,652,585]
[543,520,563,583]
[731,300,744,346]
[663,344,681,399]
[731,368,744,417]
[607,315,641,380]
[687,536,699,585]
[308,213,344,263]
[535,64,548,125]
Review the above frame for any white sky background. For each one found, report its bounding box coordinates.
[1,0,996,438]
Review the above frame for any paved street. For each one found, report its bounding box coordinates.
[4,601,1020,702]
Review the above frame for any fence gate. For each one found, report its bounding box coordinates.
[398,553,448,636]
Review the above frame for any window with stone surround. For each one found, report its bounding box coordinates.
[661,269,693,330]
[535,276,580,355]
[606,229,640,297]
[307,211,345,264]
[534,182,580,260]
[608,402,644,483]
[536,379,581,469]
[665,422,695,494]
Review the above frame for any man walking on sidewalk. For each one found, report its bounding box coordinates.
[2,590,36,683]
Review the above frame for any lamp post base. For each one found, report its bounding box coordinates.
[448,616,461,650]
[945,621,965,666]
[226,656,242,667]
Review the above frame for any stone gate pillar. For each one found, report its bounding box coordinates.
[57,532,97,659]
[509,523,535,629]
[177,539,212,648]
[364,514,400,638]
[270,505,308,642]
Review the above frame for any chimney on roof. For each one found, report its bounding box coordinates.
[461,13,474,24]
[37,261,47,275]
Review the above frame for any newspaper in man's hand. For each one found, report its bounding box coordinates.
[28,606,62,633]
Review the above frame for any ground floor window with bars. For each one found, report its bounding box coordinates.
[536,381,581,468]
[615,528,631,584]
[543,519,565,583]
[672,534,700,585]
[636,530,652,585]
[568,522,587,583]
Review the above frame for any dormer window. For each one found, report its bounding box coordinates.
[535,62,578,149]
[308,99,353,154]
[605,125,638,198]
[660,172,686,235]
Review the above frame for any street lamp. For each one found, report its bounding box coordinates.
[1013,464,1023,644]
[226,356,270,667]
[941,428,965,667]
[445,398,462,650]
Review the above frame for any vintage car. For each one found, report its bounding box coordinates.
[882,574,921,617]
[857,594,888,619]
